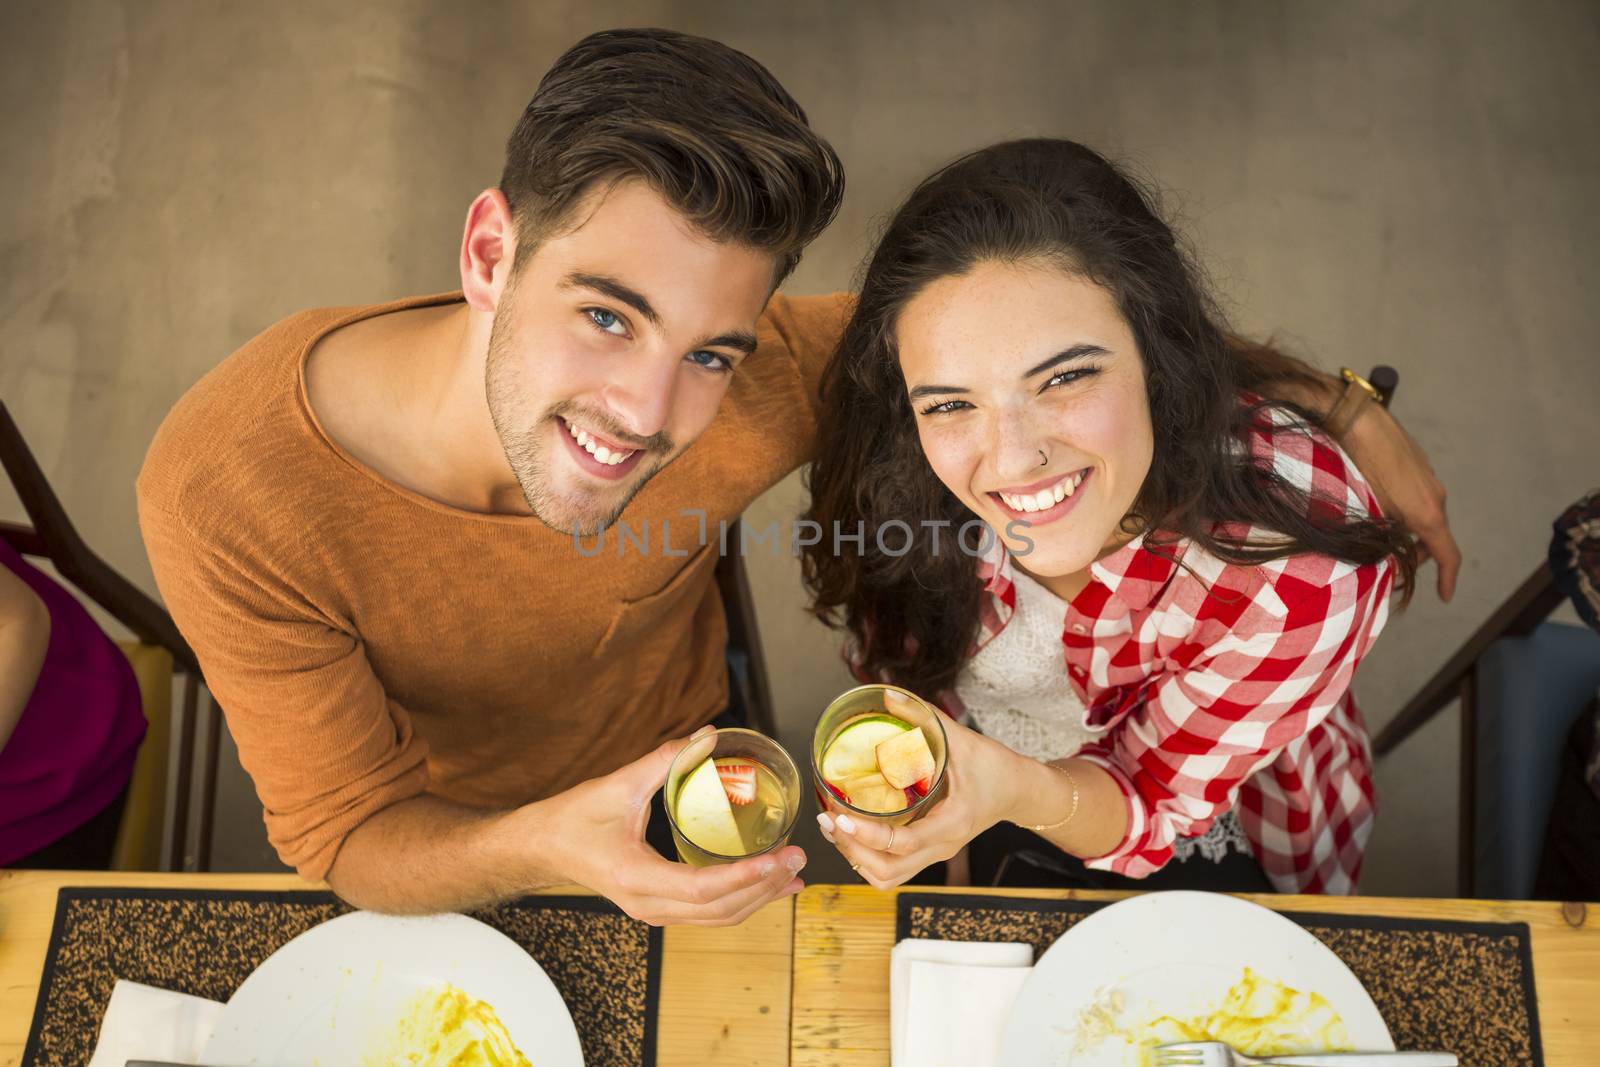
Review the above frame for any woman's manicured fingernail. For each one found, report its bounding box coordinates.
[836,814,857,834]
[787,853,807,873]
[816,812,834,832]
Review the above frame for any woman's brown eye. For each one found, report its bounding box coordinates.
[1045,365,1100,391]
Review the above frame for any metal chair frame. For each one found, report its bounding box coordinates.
[1373,562,1565,896]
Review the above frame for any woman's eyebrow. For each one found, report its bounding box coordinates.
[907,382,969,401]
[1024,343,1109,378]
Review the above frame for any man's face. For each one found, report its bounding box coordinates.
[485,179,777,535]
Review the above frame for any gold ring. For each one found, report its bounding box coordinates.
[886,826,896,850]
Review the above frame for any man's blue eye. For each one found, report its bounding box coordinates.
[587,308,625,334]
[687,350,733,373]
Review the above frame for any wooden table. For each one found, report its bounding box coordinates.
[0,870,792,1067]
[8,875,1597,1066]
[792,885,1600,1067]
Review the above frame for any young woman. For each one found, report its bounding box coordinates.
[801,139,1417,894]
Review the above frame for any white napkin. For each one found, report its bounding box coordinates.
[890,938,1034,1067]
[86,979,224,1067]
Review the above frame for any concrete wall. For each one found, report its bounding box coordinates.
[3,0,1596,891]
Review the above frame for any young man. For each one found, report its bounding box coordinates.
[139,29,1459,924]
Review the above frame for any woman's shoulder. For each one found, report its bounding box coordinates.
[1235,393,1383,525]
[1141,397,1394,636]
[1148,533,1391,652]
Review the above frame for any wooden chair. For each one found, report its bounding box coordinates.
[715,519,778,737]
[0,400,222,871]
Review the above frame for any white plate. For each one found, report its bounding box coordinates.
[998,891,1392,1065]
[203,911,583,1066]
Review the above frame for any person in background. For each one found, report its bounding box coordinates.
[1535,487,1600,899]
[0,536,147,868]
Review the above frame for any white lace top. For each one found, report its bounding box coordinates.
[955,565,1105,760]
[954,566,1251,864]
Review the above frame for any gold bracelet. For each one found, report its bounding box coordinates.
[1324,367,1380,437]
[1026,761,1080,833]
[1340,366,1384,401]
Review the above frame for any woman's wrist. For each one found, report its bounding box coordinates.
[1006,756,1131,860]
[1025,761,1081,833]
[999,753,1078,829]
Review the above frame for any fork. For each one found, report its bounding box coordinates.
[1152,1042,1459,1066]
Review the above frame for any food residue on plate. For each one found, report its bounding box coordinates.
[1067,968,1351,1065]
[362,984,532,1067]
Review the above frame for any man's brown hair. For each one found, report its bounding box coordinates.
[501,28,844,281]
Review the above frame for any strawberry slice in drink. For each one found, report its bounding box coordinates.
[716,761,758,805]
[905,777,931,801]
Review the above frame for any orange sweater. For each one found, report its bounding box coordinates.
[137,290,848,878]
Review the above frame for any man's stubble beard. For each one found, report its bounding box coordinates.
[484,304,664,537]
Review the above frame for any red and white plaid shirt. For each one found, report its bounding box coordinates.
[965,405,1394,894]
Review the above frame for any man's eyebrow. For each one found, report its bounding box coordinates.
[1024,343,1110,379]
[695,331,760,356]
[561,272,661,327]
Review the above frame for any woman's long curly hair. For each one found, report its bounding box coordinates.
[801,138,1416,697]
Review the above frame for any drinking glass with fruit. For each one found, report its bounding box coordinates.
[664,728,802,867]
[811,684,949,827]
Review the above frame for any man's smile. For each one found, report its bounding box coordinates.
[556,415,648,480]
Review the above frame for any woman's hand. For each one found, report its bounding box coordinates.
[816,713,1029,890]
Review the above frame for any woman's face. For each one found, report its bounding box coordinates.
[895,258,1154,578]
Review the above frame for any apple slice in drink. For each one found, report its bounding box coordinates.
[674,756,746,856]
[874,727,934,790]
[821,715,911,783]
[833,770,910,814]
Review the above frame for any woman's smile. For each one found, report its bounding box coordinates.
[988,467,1092,526]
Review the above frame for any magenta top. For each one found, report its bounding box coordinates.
[0,538,146,865]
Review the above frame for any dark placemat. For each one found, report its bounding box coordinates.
[22,888,662,1067]
[898,892,1542,1067]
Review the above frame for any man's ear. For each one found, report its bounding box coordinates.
[460,188,517,312]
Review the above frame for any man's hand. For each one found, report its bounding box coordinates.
[544,726,807,926]
[1339,403,1461,601]
[325,726,805,920]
